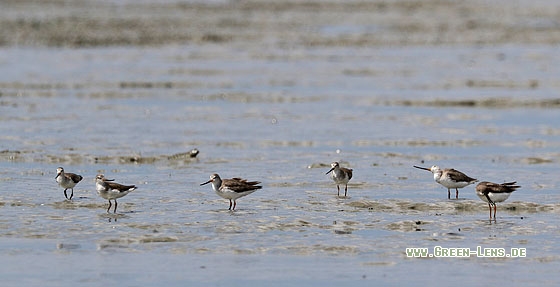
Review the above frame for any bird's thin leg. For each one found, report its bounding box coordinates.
[344,185,348,197]
[337,185,340,197]
[484,194,496,220]
[64,189,69,200]
[455,188,459,199]
[233,200,237,211]
[114,200,118,213]
[107,200,112,213]
[70,188,74,200]
[228,199,233,210]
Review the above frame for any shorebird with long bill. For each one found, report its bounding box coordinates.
[200,173,262,211]
[414,165,477,199]
[476,181,520,220]
[326,162,353,197]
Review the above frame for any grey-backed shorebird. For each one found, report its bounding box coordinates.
[55,167,83,200]
[476,181,520,219]
[326,162,353,197]
[95,174,137,213]
[414,165,477,199]
[200,173,262,210]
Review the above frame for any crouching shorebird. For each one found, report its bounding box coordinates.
[55,167,83,200]
[95,174,137,213]
[476,181,520,220]
[326,162,353,197]
[414,165,477,199]
[200,173,261,211]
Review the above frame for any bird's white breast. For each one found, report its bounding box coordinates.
[437,175,472,189]
[477,191,512,203]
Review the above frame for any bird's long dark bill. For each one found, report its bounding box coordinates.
[325,168,335,175]
[413,166,431,171]
[200,180,212,186]
[105,179,115,182]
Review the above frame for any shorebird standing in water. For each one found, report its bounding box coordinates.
[55,167,83,200]
[200,173,262,211]
[95,174,137,213]
[476,181,520,219]
[326,162,353,197]
[414,165,477,199]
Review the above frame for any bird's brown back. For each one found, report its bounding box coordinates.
[476,181,520,194]
[342,168,353,180]
[224,178,262,192]
[106,181,136,191]
[447,169,476,182]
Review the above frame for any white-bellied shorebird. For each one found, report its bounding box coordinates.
[326,162,353,197]
[55,167,83,200]
[189,148,199,158]
[476,181,520,219]
[200,173,261,210]
[414,165,477,199]
[95,174,137,213]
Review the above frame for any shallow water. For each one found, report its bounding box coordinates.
[2,0,560,286]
